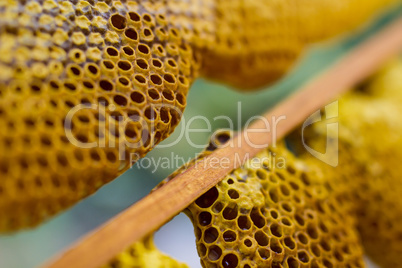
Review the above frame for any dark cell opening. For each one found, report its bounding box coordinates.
[110,14,126,30]
[195,187,219,208]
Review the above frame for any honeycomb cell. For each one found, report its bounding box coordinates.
[222,253,238,268]
[222,230,237,243]
[199,211,212,226]
[204,227,219,243]
[110,14,127,30]
[254,231,269,247]
[208,245,222,261]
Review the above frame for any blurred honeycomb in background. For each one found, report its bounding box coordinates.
[292,60,402,268]
[196,0,400,89]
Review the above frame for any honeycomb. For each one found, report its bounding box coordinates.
[338,64,402,268]
[0,0,196,232]
[353,61,402,268]
[0,0,399,232]
[103,235,188,268]
[184,144,365,268]
[294,59,402,268]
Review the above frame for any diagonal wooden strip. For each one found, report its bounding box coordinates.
[43,17,402,268]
